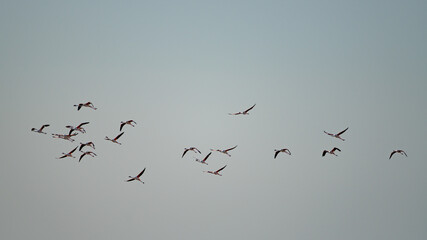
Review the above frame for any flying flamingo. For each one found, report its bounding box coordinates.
[229,104,256,115]
[52,133,78,142]
[204,165,227,176]
[389,150,407,159]
[324,127,349,141]
[31,124,50,134]
[79,142,95,151]
[79,151,97,162]
[105,132,124,145]
[210,145,237,157]
[67,122,90,134]
[182,147,202,158]
[74,102,97,111]
[120,120,137,131]
[322,147,341,157]
[274,148,291,159]
[195,152,212,165]
[126,168,146,183]
[57,146,78,159]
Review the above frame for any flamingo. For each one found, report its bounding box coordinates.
[229,104,256,115]
[120,120,137,131]
[57,146,78,159]
[79,142,95,151]
[105,132,124,145]
[210,145,237,157]
[204,165,227,176]
[79,151,97,162]
[274,148,291,159]
[74,102,97,111]
[195,152,212,165]
[324,127,349,141]
[52,133,78,142]
[322,147,341,157]
[182,147,202,158]
[126,168,146,183]
[67,122,90,134]
[31,124,50,134]
[389,150,407,159]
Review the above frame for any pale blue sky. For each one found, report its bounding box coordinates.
[1,1,426,239]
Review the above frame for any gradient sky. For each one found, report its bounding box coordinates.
[1,1,426,239]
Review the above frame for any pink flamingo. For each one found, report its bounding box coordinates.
[210,145,237,157]
[182,147,202,158]
[52,133,78,142]
[79,142,95,151]
[324,127,349,141]
[195,152,212,165]
[389,150,407,159]
[67,122,90,134]
[31,124,50,134]
[79,151,97,162]
[204,165,227,176]
[74,102,97,111]
[126,168,146,183]
[120,120,137,131]
[322,147,341,157]
[57,146,78,159]
[229,104,256,115]
[105,132,124,145]
[274,148,291,159]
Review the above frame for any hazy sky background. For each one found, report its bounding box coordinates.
[1,1,426,239]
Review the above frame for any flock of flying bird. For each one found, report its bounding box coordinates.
[31,101,144,182]
[31,102,408,184]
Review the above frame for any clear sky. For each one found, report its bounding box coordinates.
[1,1,426,239]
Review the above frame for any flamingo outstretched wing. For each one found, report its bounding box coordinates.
[115,132,124,140]
[322,150,328,157]
[78,122,90,128]
[331,147,341,153]
[182,149,190,158]
[243,104,256,113]
[120,122,126,131]
[225,145,237,152]
[137,168,146,177]
[69,146,78,154]
[40,124,50,130]
[202,152,212,162]
[337,127,349,136]
[215,165,227,174]
[274,151,280,159]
